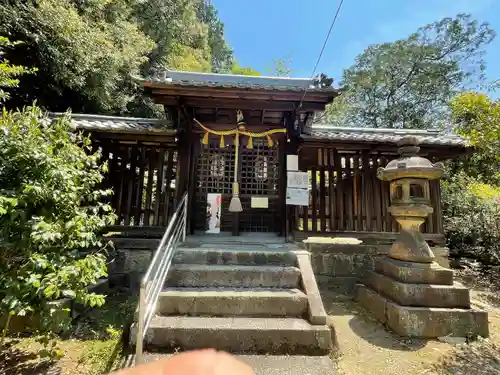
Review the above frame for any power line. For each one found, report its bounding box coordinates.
[298,0,345,110]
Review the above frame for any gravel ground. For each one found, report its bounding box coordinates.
[323,282,500,375]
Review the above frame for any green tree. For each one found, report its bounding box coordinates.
[322,14,495,128]
[441,172,500,265]
[195,0,234,73]
[0,0,234,117]
[231,62,261,76]
[0,0,154,114]
[0,37,36,104]
[271,54,293,77]
[0,107,116,341]
[449,91,500,185]
[135,0,212,75]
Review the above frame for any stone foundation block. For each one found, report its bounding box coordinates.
[386,301,489,338]
[375,257,453,285]
[367,271,470,308]
[355,284,386,323]
[432,247,450,269]
[356,285,489,338]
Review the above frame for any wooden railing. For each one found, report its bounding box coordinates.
[100,143,178,227]
[296,147,443,235]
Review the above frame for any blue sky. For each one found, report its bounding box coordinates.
[212,0,499,88]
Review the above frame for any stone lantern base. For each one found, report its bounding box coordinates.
[356,257,489,338]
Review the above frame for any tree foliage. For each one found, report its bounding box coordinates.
[321,14,495,128]
[442,172,500,264]
[451,92,500,160]
[0,37,36,104]
[0,0,234,116]
[446,92,500,186]
[0,0,154,114]
[231,63,261,76]
[443,91,500,266]
[0,107,116,338]
[195,0,234,73]
[136,0,210,75]
[271,54,293,77]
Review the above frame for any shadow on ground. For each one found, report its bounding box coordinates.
[431,338,500,375]
[476,292,500,308]
[71,287,137,341]
[321,289,427,351]
[1,288,137,375]
[0,342,55,375]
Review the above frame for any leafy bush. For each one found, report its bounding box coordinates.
[0,106,115,339]
[442,172,500,264]
[0,37,36,104]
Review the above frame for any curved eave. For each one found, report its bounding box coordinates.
[301,131,472,159]
[134,76,339,106]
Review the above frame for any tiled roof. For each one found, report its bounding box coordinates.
[137,69,337,93]
[306,126,468,147]
[50,113,175,134]
[49,114,467,147]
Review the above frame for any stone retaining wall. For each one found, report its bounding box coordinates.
[107,237,450,297]
[303,239,450,297]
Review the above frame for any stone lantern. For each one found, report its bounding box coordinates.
[377,136,443,263]
[356,136,488,339]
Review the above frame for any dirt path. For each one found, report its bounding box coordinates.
[323,289,500,375]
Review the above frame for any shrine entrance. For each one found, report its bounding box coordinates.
[193,134,282,235]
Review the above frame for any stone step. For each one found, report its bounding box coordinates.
[185,233,286,246]
[173,248,297,267]
[156,288,308,317]
[130,316,332,355]
[166,264,302,289]
[111,237,159,250]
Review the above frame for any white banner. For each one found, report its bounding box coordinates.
[206,193,221,233]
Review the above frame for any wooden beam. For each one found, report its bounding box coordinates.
[300,140,467,158]
[155,96,327,111]
[147,85,336,103]
[90,131,177,145]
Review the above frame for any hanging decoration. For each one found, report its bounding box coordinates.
[194,112,286,213]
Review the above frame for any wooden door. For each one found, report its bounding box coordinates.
[193,135,281,234]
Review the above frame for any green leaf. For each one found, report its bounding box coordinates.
[44,285,56,298]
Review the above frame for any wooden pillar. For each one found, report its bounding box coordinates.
[278,133,287,237]
[176,104,197,234]
[285,111,299,241]
[187,133,200,235]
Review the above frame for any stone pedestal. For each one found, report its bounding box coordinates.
[356,256,489,338]
[363,136,489,338]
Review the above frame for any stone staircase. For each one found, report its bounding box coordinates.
[128,234,333,355]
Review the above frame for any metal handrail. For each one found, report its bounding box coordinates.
[135,192,188,364]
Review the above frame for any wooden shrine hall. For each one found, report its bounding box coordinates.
[62,70,469,244]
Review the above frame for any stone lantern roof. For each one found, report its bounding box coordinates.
[377,136,444,181]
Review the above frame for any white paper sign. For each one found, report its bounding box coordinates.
[206,193,221,234]
[286,187,309,206]
[251,196,268,208]
[287,155,299,171]
[287,171,309,189]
